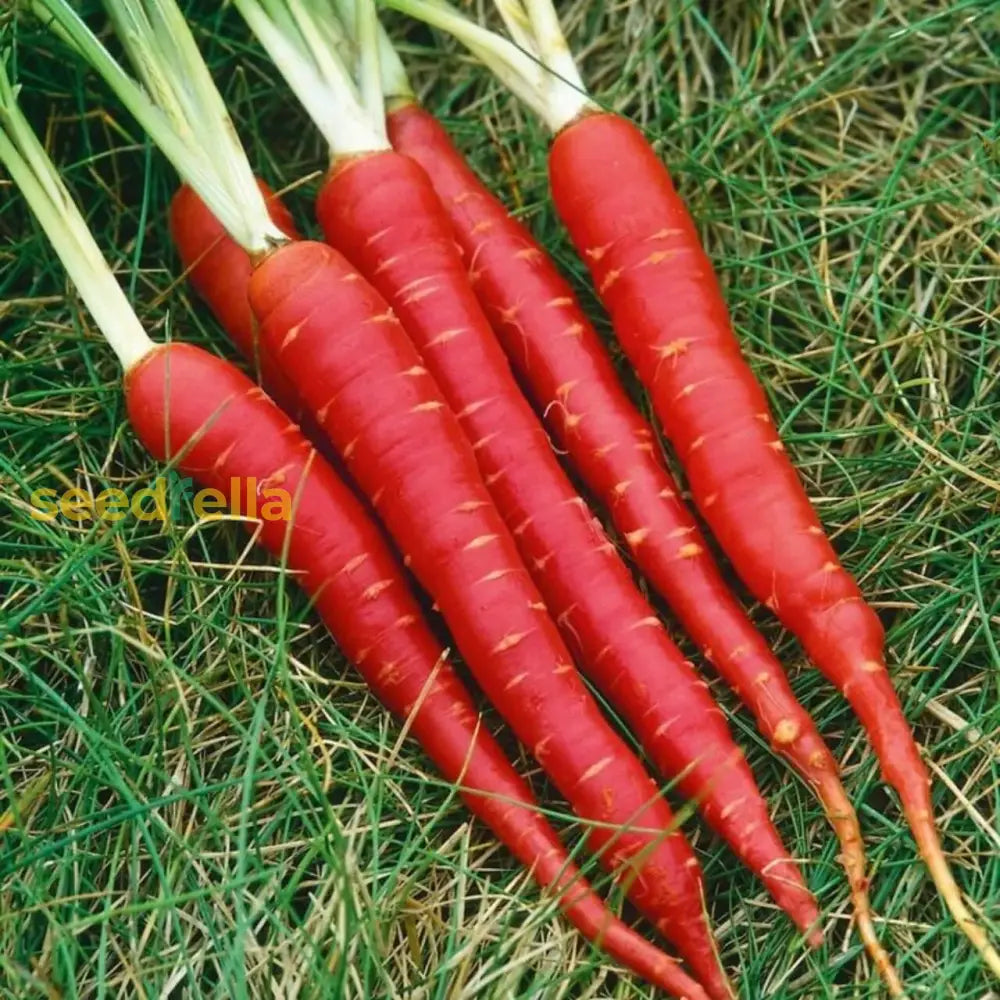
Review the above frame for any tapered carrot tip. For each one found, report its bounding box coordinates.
[657,934,734,1000]
[787,720,903,991]
[914,816,1000,979]
[836,836,905,996]
[747,843,821,942]
[829,817,904,994]
[687,963,735,1000]
[678,888,738,1000]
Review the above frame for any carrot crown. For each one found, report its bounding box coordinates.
[0,53,154,370]
[380,0,596,132]
[232,0,389,159]
[32,0,287,257]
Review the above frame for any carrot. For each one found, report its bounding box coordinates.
[38,2,733,994]
[173,175,750,992]
[236,0,822,951]
[169,182,338,463]
[131,343,711,1000]
[549,108,1000,974]
[0,46,710,1000]
[317,149,818,937]
[386,96,885,978]
[247,237,730,998]
[382,0,1000,982]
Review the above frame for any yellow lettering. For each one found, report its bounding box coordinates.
[29,488,59,521]
[132,478,167,522]
[60,488,92,522]
[230,477,258,518]
[261,489,292,522]
[96,488,129,522]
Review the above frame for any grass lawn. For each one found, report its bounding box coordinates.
[1,1,998,997]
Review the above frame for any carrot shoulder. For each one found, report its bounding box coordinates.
[170,181,305,421]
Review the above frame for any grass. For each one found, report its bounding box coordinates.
[1,0,998,997]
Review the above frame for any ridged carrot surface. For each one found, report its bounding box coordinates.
[315,150,820,948]
[125,341,710,1000]
[245,239,733,999]
[170,182,738,987]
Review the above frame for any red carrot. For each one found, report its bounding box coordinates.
[316,149,819,942]
[169,182,336,463]
[172,174,743,991]
[0,48,710,1000]
[549,109,1000,976]
[247,238,732,999]
[42,3,736,993]
[378,0,998,979]
[129,343,710,1000]
[175,158,793,987]
[386,98,888,982]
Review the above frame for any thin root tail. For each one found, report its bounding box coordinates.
[915,814,1000,980]
[812,768,905,995]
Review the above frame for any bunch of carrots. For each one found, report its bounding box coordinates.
[3,0,996,996]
